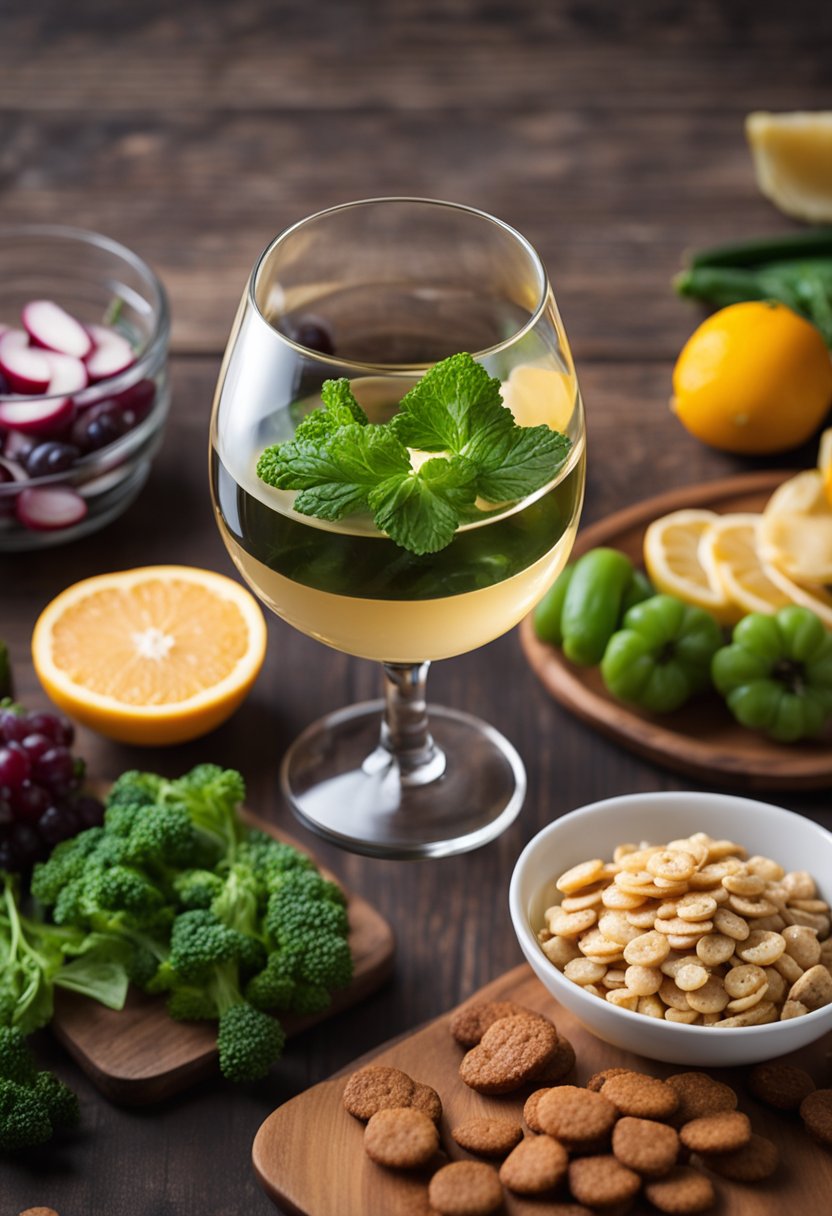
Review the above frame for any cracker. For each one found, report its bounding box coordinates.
[701,1132,779,1182]
[499,1133,569,1194]
[536,1084,618,1145]
[601,1072,679,1120]
[800,1088,832,1147]
[459,1013,557,1095]
[532,1034,576,1084]
[747,1062,815,1111]
[644,1164,715,1213]
[449,999,533,1047]
[586,1067,635,1093]
[428,1161,503,1216]
[452,1117,523,1159]
[612,1115,680,1176]
[679,1111,751,1154]
[343,1065,415,1121]
[567,1155,641,1208]
[363,1107,439,1169]
[411,1081,442,1123]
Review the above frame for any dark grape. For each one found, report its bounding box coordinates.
[21,733,53,764]
[10,821,42,867]
[74,793,105,828]
[10,780,50,823]
[0,742,31,789]
[33,746,74,793]
[24,442,81,478]
[0,708,28,744]
[288,316,336,356]
[117,379,156,425]
[25,710,74,747]
[37,804,80,847]
[0,838,16,871]
[71,401,130,452]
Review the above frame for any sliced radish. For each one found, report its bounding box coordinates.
[84,327,135,382]
[23,300,93,359]
[44,351,89,395]
[16,485,87,531]
[0,393,75,435]
[0,333,51,394]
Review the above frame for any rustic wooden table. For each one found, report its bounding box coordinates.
[2,2,831,1212]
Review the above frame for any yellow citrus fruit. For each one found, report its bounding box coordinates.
[819,427,832,508]
[501,364,576,431]
[760,560,832,630]
[699,514,792,616]
[671,301,832,454]
[746,111,832,223]
[643,509,738,624]
[760,470,832,584]
[32,566,267,746]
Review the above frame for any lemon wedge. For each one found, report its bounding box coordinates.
[746,111,832,222]
[643,509,738,624]
[698,514,792,617]
[760,469,832,585]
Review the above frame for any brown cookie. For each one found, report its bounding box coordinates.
[411,1081,443,1123]
[644,1164,714,1213]
[602,1072,679,1121]
[800,1088,832,1147]
[499,1133,569,1194]
[612,1115,680,1176]
[342,1065,415,1120]
[449,999,533,1047]
[679,1110,751,1155]
[701,1132,780,1182]
[567,1154,641,1208]
[452,1117,523,1159]
[18,1211,60,1216]
[665,1072,737,1124]
[459,1014,558,1095]
[524,1087,551,1133]
[363,1107,439,1169]
[748,1062,815,1111]
[586,1067,635,1093]
[536,1085,618,1146]
[532,1034,576,1084]
[427,1161,503,1216]
[541,1207,594,1216]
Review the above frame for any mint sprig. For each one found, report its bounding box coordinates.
[256,353,571,555]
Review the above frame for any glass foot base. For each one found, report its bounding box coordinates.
[280,700,526,859]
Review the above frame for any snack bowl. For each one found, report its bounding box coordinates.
[509,790,832,1066]
[0,224,170,550]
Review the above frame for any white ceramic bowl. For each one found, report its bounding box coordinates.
[509,791,832,1066]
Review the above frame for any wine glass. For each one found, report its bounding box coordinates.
[210,198,585,858]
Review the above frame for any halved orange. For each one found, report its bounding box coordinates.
[32,566,267,745]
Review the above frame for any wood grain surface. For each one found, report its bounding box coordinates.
[521,471,832,790]
[49,810,394,1105]
[253,964,832,1216]
[3,3,832,1214]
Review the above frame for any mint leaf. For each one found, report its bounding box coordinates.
[392,352,511,454]
[368,457,477,555]
[473,426,571,502]
[320,378,369,426]
[257,424,410,522]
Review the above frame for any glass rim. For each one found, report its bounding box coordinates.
[248,196,551,371]
[0,222,170,402]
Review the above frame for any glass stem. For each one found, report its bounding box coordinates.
[373,662,447,786]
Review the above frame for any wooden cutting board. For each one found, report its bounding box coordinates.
[51,809,395,1104]
[252,963,832,1216]
[521,470,832,790]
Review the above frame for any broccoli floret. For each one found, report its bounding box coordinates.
[103,801,143,837]
[0,1026,38,1085]
[32,1070,79,1130]
[106,770,165,809]
[164,765,246,857]
[173,868,224,910]
[168,910,241,982]
[122,804,197,870]
[244,953,297,1013]
[30,828,105,906]
[297,932,353,990]
[236,831,315,888]
[211,864,262,934]
[216,1003,285,1083]
[166,987,218,1023]
[88,866,166,919]
[0,1079,53,1151]
[289,982,332,1017]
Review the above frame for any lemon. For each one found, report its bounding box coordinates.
[760,560,832,630]
[32,566,267,745]
[746,111,832,223]
[501,364,576,431]
[760,470,832,585]
[699,514,792,616]
[672,301,832,455]
[643,509,738,624]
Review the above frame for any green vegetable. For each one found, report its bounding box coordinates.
[29,764,353,1084]
[712,605,832,742]
[601,594,723,713]
[675,233,832,347]
[560,548,635,665]
[621,569,654,615]
[257,352,570,555]
[533,563,575,645]
[0,1027,79,1152]
[0,643,11,699]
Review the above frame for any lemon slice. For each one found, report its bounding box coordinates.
[500,364,576,431]
[761,560,832,630]
[760,470,832,584]
[746,111,832,222]
[699,513,792,616]
[643,509,738,624]
[32,566,267,745]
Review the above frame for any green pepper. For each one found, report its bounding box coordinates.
[560,548,634,665]
[533,562,575,645]
[601,594,723,714]
[711,605,832,743]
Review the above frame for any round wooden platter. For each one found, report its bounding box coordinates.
[520,470,832,791]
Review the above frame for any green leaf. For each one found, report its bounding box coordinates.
[368,457,478,555]
[473,426,571,502]
[319,379,369,426]
[54,954,130,1011]
[392,352,511,454]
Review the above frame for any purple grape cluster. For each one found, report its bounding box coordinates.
[0,704,103,873]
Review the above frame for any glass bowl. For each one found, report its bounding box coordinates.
[0,224,170,550]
